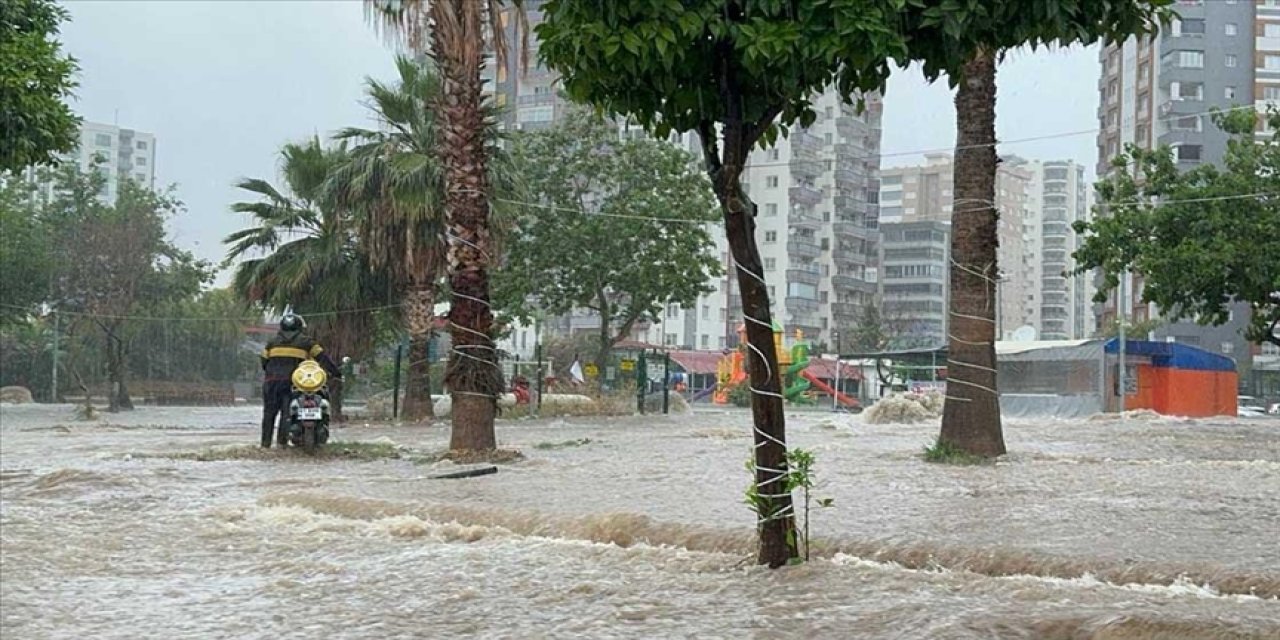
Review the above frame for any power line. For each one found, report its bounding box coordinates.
[0,302,407,323]
[500,190,1278,226]
[733,103,1264,171]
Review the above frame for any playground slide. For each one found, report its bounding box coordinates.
[690,385,717,403]
[784,376,811,402]
[800,369,860,408]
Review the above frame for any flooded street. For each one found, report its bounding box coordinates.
[2,404,1278,639]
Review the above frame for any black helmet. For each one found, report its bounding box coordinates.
[280,314,305,332]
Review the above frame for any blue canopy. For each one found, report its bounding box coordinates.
[1103,339,1236,372]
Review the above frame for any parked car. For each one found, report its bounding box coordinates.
[1238,396,1269,418]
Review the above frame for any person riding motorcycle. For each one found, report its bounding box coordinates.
[260,314,342,448]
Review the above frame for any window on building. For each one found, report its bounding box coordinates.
[701,335,710,348]
[764,258,777,271]
[719,307,726,321]
[136,141,147,150]
[823,133,833,145]
[135,156,147,166]
[664,333,677,346]
[1176,145,1202,162]
[1173,81,1203,101]
[702,305,710,320]
[518,106,554,123]
[94,133,112,147]
[718,336,727,349]
[1267,23,1280,38]
[1173,115,1201,131]
[766,175,779,188]
[1225,54,1237,68]
[1174,19,1204,36]
[1224,23,1237,36]
[136,172,147,182]
[1267,55,1280,71]
[1225,86,1237,100]
[768,148,780,161]
[768,286,776,299]
[824,106,833,119]
[1264,86,1280,101]
[1169,50,1204,68]
[667,304,679,318]
[765,203,778,216]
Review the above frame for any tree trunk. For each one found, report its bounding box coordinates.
[940,49,1006,457]
[433,0,501,451]
[105,330,133,412]
[706,140,796,568]
[595,328,610,392]
[402,284,437,422]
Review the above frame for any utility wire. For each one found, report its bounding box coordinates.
[499,190,1278,226]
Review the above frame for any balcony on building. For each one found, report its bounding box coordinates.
[786,234,822,259]
[788,207,823,229]
[785,268,821,288]
[830,274,876,293]
[789,157,823,178]
[786,296,820,314]
[830,301,862,319]
[789,182,823,206]
[832,219,868,240]
[790,130,823,156]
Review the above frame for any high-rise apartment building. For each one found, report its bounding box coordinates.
[25,120,157,205]
[1007,157,1094,340]
[1096,0,1279,363]
[879,153,1037,341]
[878,220,950,346]
[490,4,884,356]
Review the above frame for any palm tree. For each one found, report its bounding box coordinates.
[365,0,526,451]
[330,55,518,423]
[938,49,1005,457]
[225,138,391,420]
[329,56,446,422]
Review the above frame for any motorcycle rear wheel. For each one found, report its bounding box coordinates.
[302,422,318,454]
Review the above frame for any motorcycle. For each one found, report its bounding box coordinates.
[287,360,332,452]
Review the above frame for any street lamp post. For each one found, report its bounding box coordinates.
[832,329,840,412]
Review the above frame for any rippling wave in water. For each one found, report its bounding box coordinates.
[2,404,1278,638]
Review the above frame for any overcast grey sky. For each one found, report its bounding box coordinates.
[60,1,1102,281]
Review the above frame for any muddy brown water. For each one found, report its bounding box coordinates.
[1,404,1278,639]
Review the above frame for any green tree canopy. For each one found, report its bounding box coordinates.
[897,0,1174,83]
[0,177,52,325]
[1074,110,1280,348]
[495,110,721,374]
[0,0,81,171]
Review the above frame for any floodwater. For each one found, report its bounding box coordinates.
[2,404,1278,639]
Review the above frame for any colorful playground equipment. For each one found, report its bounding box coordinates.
[713,323,859,408]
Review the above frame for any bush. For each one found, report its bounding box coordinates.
[727,382,751,407]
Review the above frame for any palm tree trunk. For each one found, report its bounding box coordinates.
[939,49,1006,457]
[433,0,502,451]
[402,283,437,421]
